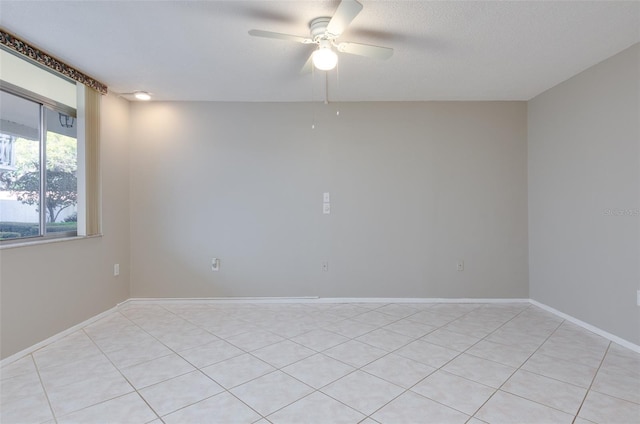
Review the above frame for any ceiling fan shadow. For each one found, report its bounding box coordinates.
[345,28,449,52]
[177,1,298,25]
[345,28,398,43]
[241,8,299,25]
[393,34,451,52]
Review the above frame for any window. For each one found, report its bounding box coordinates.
[0,36,104,244]
[0,88,78,241]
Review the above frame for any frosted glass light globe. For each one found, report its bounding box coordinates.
[313,48,338,71]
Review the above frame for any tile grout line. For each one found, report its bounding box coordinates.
[83,310,238,422]
[29,353,58,424]
[208,302,431,420]
[475,313,603,420]
[396,304,527,419]
[154,303,322,422]
[154,302,403,421]
[462,305,567,421]
[118,306,270,422]
[388,303,543,421]
[233,303,403,420]
[503,319,620,412]
[241,303,409,420]
[80,319,164,423]
[35,320,163,423]
[266,303,438,420]
[352,303,516,421]
[571,341,612,424]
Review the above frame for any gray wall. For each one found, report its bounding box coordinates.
[4,43,639,359]
[0,94,131,359]
[130,101,528,299]
[528,44,640,344]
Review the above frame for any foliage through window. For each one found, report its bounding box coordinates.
[0,89,78,241]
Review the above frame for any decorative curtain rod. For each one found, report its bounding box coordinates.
[0,28,108,95]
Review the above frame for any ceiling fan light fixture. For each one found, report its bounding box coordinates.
[313,46,338,71]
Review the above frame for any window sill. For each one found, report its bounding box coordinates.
[0,234,103,250]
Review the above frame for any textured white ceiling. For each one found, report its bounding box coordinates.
[1,1,638,102]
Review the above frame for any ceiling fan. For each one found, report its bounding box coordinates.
[248,0,393,73]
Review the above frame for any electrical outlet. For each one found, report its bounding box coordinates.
[457,261,464,272]
[322,261,329,272]
[211,258,220,271]
[113,264,120,277]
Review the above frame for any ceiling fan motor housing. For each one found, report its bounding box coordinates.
[310,17,333,41]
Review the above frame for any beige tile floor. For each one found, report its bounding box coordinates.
[1,302,639,423]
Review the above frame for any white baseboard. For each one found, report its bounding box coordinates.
[121,297,530,305]
[120,297,320,305]
[529,299,640,353]
[0,306,117,368]
[311,298,530,304]
[3,297,637,367]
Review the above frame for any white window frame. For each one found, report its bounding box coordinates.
[0,82,82,243]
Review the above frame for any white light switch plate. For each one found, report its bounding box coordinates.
[323,203,331,214]
[323,192,330,203]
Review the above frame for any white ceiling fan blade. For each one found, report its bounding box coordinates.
[248,29,312,44]
[337,42,393,60]
[300,53,314,74]
[326,0,363,36]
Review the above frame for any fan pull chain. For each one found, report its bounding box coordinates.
[336,61,340,117]
[311,64,316,129]
[324,72,329,105]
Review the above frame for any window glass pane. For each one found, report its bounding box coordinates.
[44,107,77,234]
[0,90,41,240]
